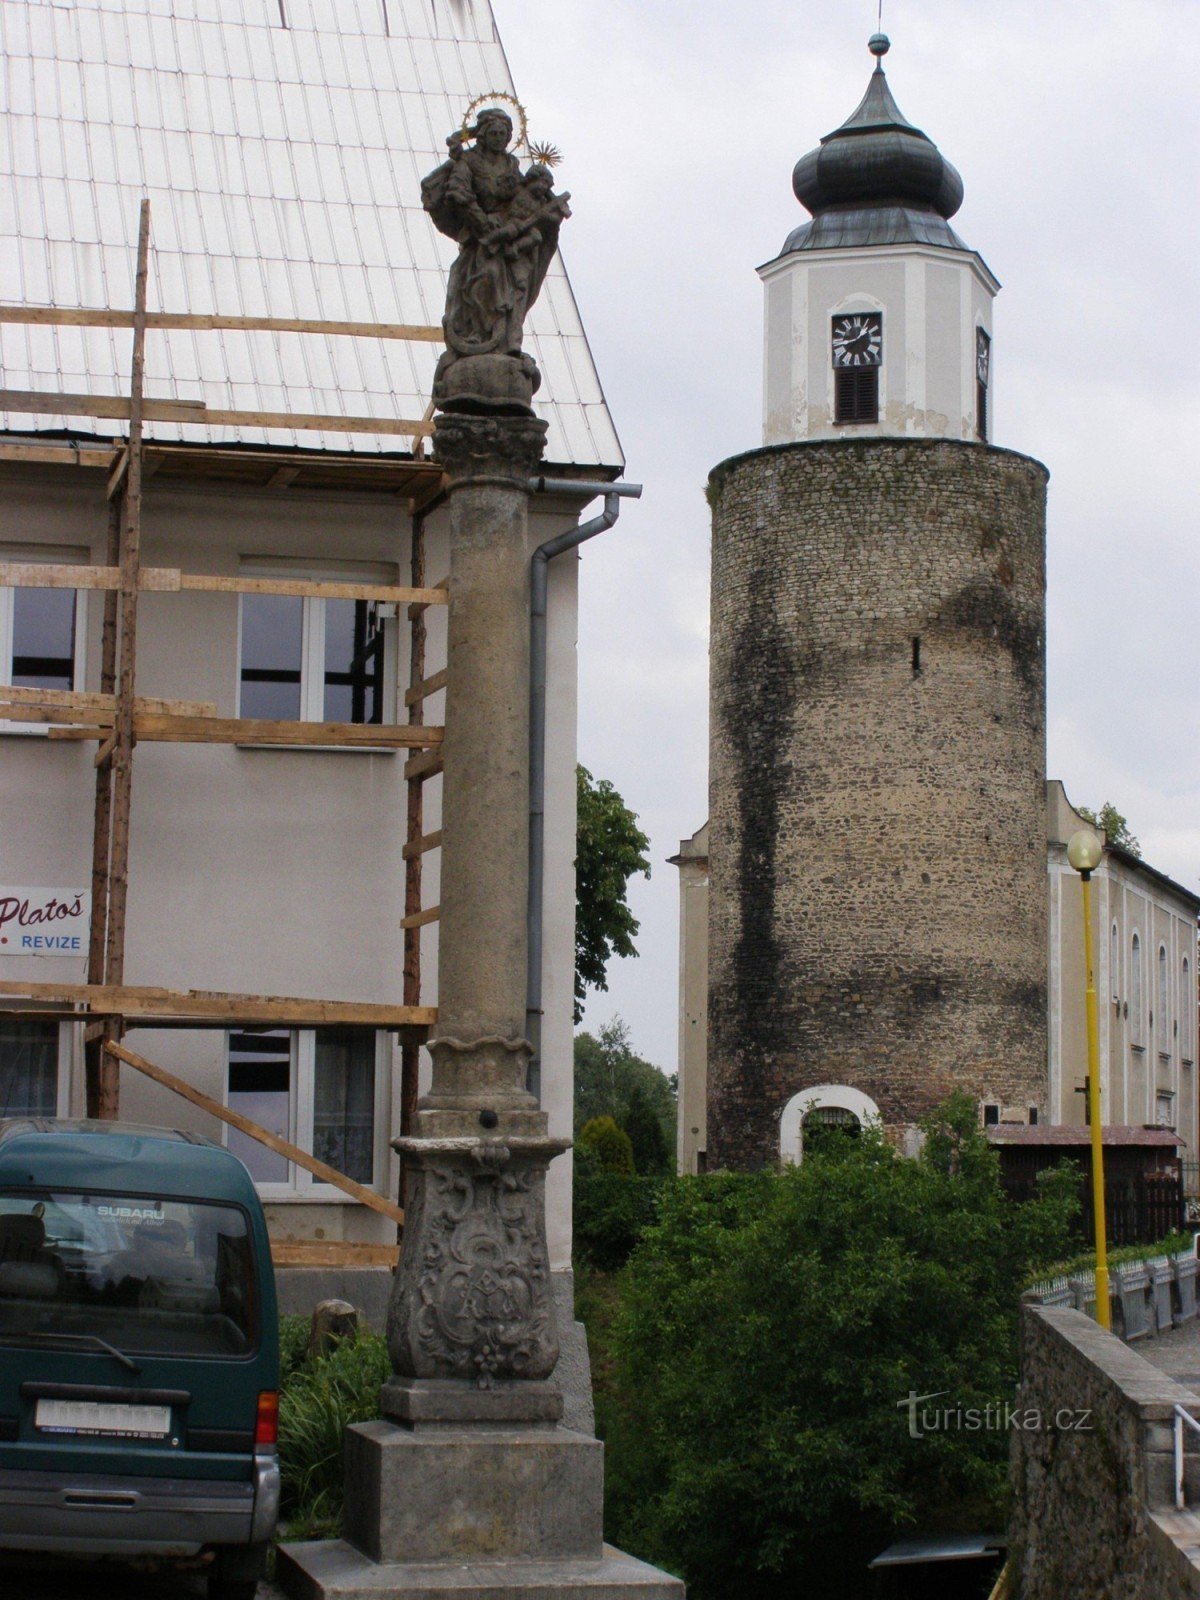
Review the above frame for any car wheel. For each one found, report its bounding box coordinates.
[209,1538,269,1599]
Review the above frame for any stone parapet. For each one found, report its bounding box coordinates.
[1009,1304,1200,1598]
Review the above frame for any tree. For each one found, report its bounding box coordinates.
[577,1115,636,1175]
[600,1096,1077,1597]
[1077,801,1140,857]
[574,1019,676,1170]
[575,766,651,1022]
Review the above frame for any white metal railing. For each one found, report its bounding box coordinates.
[1174,1404,1200,1508]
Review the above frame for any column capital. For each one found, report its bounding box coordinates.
[434,411,549,489]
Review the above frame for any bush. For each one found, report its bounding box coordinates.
[279,1312,311,1385]
[574,1173,668,1270]
[278,1327,391,1536]
[599,1096,1077,1597]
[578,1115,635,1175]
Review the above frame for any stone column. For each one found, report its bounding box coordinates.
[383,411,569,1423]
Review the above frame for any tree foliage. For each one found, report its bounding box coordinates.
[574,1019,676,1173]
[1077,801,1140,857]
[578,1115,636,1175]
[575,766,651,1022]
[599,1094,1077,1597]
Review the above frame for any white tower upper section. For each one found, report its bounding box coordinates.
[759,37,998,447]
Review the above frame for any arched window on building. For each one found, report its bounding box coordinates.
[1159,945,1170,1059]
[1131,933,1143,1047]
[1183,956,1194,1065]
[779,1085,882,1164]
[1111,922,1120,1004]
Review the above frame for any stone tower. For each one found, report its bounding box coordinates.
[706,37,1049,1170]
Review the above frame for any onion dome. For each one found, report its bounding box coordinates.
[782,36,967,255]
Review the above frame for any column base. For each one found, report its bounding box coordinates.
[276,1541,685,1600]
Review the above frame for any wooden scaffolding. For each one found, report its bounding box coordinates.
[0,202,448,1241]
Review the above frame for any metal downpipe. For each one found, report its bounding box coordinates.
[526,476,642,1098]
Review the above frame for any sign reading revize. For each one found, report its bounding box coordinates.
[0,887,90,955]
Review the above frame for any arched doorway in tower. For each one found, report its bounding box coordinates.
[779,1085,883,1164]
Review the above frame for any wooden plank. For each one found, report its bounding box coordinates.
[101,198,153,1119]
[270,1241,400,1269]
[267,466,300,488]
[404,667,449,708]
[0,305,441,342]
[106,448,130,501]
[0,390,433,437]
[0,442,116,469]
[401,829,443,861]
[0,686,217,717]
[85,494,123,1117]
[0,980,437,1028]
[178,575,447,605]
[105,1040,406,1227]
[404,749,443,782]
[399,905,440,930]
[0,562,122,591]
[131,713,442,747]
[93,733,116,769]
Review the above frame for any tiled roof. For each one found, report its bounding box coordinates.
[0,0,622,467]
[986,1125,1184,1148]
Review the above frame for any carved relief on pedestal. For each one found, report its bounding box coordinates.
[388,1136,567,1388]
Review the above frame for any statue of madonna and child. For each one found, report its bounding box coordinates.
[421,107,570,416]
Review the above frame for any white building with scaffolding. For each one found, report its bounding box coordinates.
[0,0,623,1287]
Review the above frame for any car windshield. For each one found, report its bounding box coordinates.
[0,1190,257,1357]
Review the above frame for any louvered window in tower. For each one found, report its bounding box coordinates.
[976,328,991,442]
[831,313,881,425]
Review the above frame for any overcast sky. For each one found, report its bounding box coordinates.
[495,0,1200,1076]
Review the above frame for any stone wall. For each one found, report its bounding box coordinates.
[1010,1305,1200,1599]
[706,437,1049,1169]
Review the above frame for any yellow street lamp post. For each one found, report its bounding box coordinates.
[1067,829,1110,1329]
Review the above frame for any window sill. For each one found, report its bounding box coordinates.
[235,742,400,755]
[255,1188,381,1204]
[0,723,52,737]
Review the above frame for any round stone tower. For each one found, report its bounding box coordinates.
[706,38,1049,1170]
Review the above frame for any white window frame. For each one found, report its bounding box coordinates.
[1156,1088,1176,1129]
[225,1027,390,1202]
[235,557,399,732]
[0,545,88,735]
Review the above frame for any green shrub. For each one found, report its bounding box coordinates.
[578,1115,635,1175]
[600,1097,1077,1598]
[278,1327,390,1536]
[574,1173,668,1270]
[279,1313,311,1385]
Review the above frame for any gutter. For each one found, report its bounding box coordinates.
[525,475,643,1098]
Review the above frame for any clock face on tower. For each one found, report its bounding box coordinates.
[831,313,882,368]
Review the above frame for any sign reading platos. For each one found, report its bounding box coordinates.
[0,887,91,956]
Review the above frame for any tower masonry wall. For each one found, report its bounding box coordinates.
[706,437,1049,1170]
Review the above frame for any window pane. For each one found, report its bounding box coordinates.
[227,1029,291,1184]
[323,599,384,724]
[0,1020,58,1116]
[239,594,302,719]
[11,588,75,690]
[0,1191,256,1357]
[313,1028,375,1183]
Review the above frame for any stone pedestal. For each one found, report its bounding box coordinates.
[278,408,684,1600]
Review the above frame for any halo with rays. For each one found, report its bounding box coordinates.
[460,91,528,152]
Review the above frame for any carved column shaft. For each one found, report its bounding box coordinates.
[387,412,566,1402]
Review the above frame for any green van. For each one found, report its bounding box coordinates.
[0,1118,280,1599]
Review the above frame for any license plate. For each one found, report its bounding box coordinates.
[34,1399,171,1439]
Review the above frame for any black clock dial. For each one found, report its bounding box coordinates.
[831,313,882,369]
[976,327,991,384]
